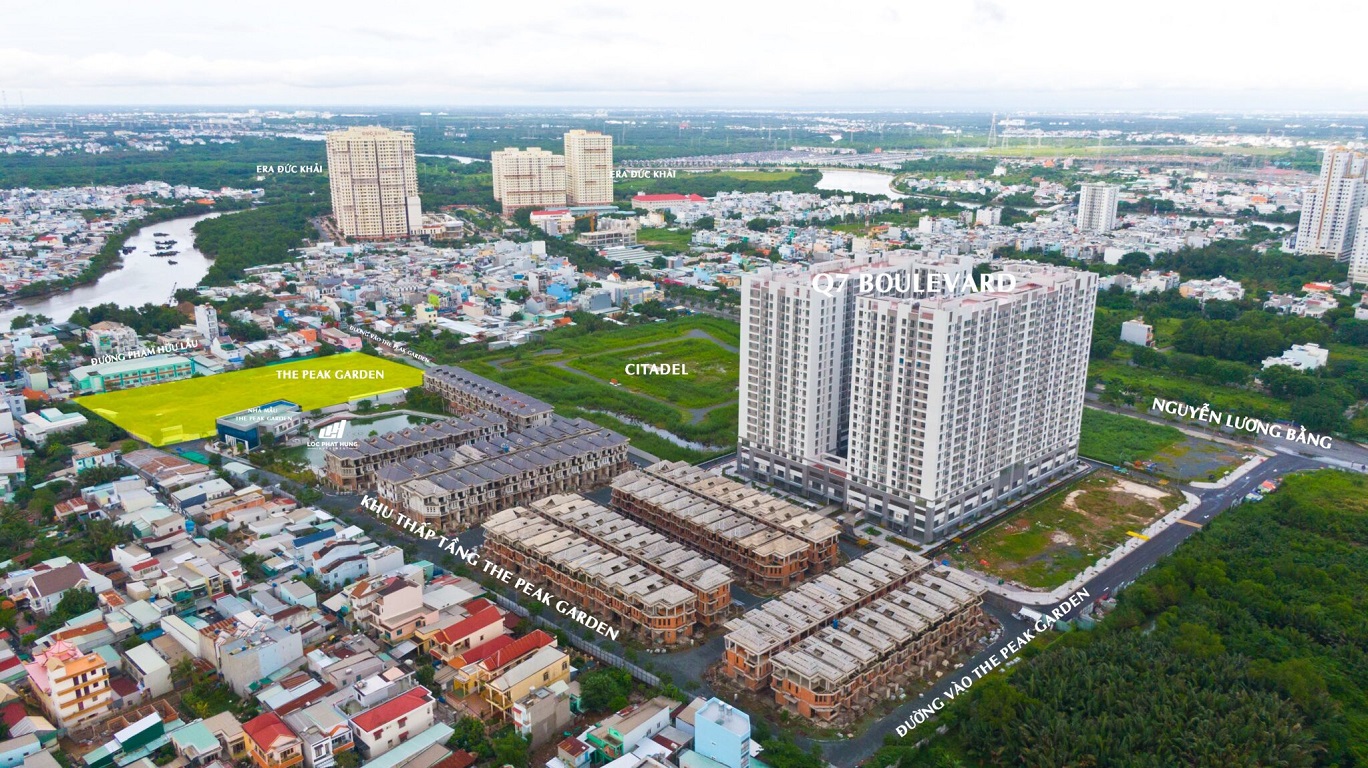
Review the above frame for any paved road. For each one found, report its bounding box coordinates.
[1085,397,1368,468]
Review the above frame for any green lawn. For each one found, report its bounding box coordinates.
[636,228,695,249]
[1152,317,1183,348]
[951,471,1182,590]
[1089,358,1289,420]
[77,353,423,446]
[567,338,738,408]
[451,316,743,461]
[1079,408,1185,466]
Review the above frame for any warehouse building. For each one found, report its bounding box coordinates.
[610,461,840,591]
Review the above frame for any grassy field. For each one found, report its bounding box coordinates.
[1078,408,1185,465]
[77,353,423,446]
[1089,358,1289,420]
[1152,317,1183,348]
[453,316,744,462]
[636,227,695,249]
[567,338,738,408]
[952,471,1183,590]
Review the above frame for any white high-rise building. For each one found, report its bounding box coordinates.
[491,148,567,213]
[737,253,974,500]
[1077,183,1119,233]
[325,127,422,240]
[564,130,613,205]
[1349,211,1368,285]
[844,263,1096,542]
[1297,148,1366,260]
[194,304,220,341]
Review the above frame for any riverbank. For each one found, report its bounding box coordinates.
[0,210,232,330]
[9,200,246,303]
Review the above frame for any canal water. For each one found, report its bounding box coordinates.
[0,211,225,330]
[816,169,907,199]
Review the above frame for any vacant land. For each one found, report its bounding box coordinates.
[77,353,423,446]
[1079,408,1185,466]
[568,337,738,408]
[636,228,695,249]
[458,315,743,462]
[952,471,1182,590]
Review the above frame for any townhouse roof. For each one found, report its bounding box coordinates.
[351,687,432,732]
[242,712,298,750]
[433,605,503,646]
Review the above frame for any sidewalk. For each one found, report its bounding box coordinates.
[1190,451,1267,489]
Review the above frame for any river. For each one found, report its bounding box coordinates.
[816,169,906,199]
[417,153,481,164]
[0,212,224,331]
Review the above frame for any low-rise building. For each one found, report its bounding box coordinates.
[68,354,194,394]
[124,643,172,698]
[584,696,680,762]
[374,416,629,532]
[321,413,506,491]
[18,408,88,445]
[216,401,306,452]
[1119,319,1153,347]
[511,682,576,748]
[483,646,570,721]
[349,687,435,760]
[723,547,932,691]
[23,639,112,729]
[422,366,553,429]
[243,712,304,768]
[71,441,121,473]
[282,702,353,768]
[484,505,709,644]
[1262,342,1330,372]
[768,569,987,722]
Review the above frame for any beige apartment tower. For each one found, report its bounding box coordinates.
[564,129,614,205]
[1298,148,1366,260]
[491,148,567,213]
[326,126,422,240]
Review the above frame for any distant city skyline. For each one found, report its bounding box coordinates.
[4,0,1367,110]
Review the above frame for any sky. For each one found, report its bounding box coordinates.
[4,0,1368,111]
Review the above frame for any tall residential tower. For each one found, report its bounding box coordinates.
[845,262,1096,542]
[1297,148,1366,260]
[564,129,613,205]
[1076,182,1119,233]
[325,126,422,240]
[491,148,567,213]
[737,255,1096,544]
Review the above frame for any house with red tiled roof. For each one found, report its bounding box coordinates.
[428,605,506,663]
[451,629,558,696]
[243,712,304,768]
[348,687,434,760]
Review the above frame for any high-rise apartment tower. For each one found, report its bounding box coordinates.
[325,126,422,239]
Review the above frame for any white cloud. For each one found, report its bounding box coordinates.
[1,0,1365,107]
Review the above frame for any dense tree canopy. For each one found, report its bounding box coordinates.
[874,470,1368,767]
